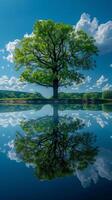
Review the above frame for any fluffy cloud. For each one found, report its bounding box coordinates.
[102,83,112,91]
[0,75,26,91]
[24,32,34,38]
[72,74,111,92]
[96,117,108,128]
[75,13,112,54]
[71,75,92,89]
[95,21,112,54]
[96,75,108,86]
[5,34,34,63]
[5,39,19,63]
[76,13,98,35]
[0,111,33,127]
[6,40,19,52]
[7,140,22,162]
[86,76,92,83]
[60,109,112,129]
[76,148,112,188]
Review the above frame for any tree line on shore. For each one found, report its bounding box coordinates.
[0,90,112,101]
[59,90,112,100]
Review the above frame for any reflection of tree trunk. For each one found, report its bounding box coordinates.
[53,79,58,99]
[53,103,59,125]
[52,103,60,159]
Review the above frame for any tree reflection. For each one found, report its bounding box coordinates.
[14,104,98,180]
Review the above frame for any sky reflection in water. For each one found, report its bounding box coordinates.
[0,104,112,199]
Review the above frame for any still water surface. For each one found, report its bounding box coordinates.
[0,104,112,200]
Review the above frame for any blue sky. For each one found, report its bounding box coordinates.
[0,0,112,96]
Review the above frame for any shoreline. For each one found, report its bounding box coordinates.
[0,98,112,105]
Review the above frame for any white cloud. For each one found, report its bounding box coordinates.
[96,117,107,128]
[96,75,108,86]
[8,150,22,162]
[0,75,26,91]
[86,76,92,83]
[72,76,92,89]
[24,32,34,38]
[102,83,112,91]
[76,148,112,188]
[8,140,14,148]
[7,140,22,162]
[5,33,35,63]
[75,13,112,54]
[75,13,98,35]
[6,39,19,53]
[95,21,112,54]
[6,54,14,63]
[65,74,112,93]
[76,166,98,188]
[5,39,20,63]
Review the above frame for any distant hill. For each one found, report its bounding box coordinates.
[0,90,112,103]
[0,90,44,99]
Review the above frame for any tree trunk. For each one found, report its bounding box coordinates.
[53,103,59,124]
[53,79,59,99]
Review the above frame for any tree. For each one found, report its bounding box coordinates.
[14,105,98,180]
[102,90,112,99]
[14,20,98,99]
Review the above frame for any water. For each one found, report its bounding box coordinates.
[0,104,112,200]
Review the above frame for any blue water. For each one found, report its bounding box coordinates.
[0,104,112,200]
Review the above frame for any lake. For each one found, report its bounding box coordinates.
[0,104,112,200]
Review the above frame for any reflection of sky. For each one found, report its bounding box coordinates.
[76,148,112,188]
[0,106,112,188]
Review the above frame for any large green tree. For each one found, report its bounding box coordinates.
[14,20,98,99]
[14,104,98,180]
[15,116,97,180]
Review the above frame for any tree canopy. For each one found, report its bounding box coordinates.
[14,114,98,180]
[14,20,98,98]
